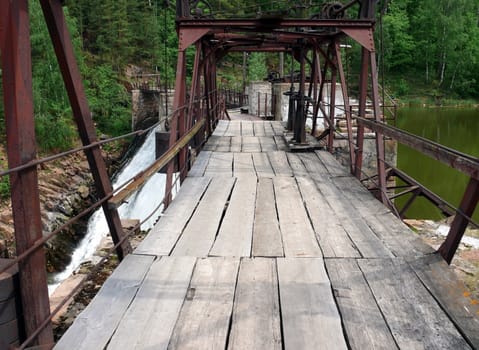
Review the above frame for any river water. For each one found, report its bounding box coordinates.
[396,107,479,222]
[48,128,174,294]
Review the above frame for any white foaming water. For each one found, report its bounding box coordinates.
[49,127,175,294]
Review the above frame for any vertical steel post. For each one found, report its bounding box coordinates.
[335,41,355,173]
[370,50,388,204]
[328,56,337,152]
[40,0,131,259]
[354,48,369,179]
[294,43,306,143]
[0,0,53,345]
[439,178,479,264]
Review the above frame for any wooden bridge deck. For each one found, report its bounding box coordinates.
[56,120,479,349]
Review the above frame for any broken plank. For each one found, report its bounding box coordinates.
[325,259,398,350]
[172,177,235,257]
[252,153,275,178]
[210,176,257,257]
[204,152,233,177]
[409,254,479,348]
[55,254,155,350]
[228,258,282,350]
[188,151,212,177]
[273,177,322,257]
[107,257,196,350]
[135,177,211,256]
[359,258,472,350]
[233,153,256,177]
[296,177,359,258]
[168,258,240,349]
[268,151,293,177]
[277,258,347,350]
[252,178,284,257]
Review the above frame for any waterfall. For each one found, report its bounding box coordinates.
[49,127,175,294]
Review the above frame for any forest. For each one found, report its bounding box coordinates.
[0,0,478,154]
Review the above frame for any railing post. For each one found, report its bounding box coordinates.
[439,178,479,264]
[0,0,53,345]
[40,0,131,259]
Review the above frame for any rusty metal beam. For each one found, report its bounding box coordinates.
[0,0,53,345]
[356,118,479,181]
[439,178,479,264]
[39,0,131,259]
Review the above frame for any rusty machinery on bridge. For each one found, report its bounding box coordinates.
[1,0,479,348]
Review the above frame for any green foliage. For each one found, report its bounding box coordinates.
[0,176,10,201]
[248,53,268,82]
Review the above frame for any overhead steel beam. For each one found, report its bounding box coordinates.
[0,0,53,345]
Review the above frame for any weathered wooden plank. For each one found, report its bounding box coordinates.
[242,136,261,152]
[228,258,282,350]
[296,177,359,258]
[172,177,235,256]
[273,177,322,257]
[212,120,228,136]
[277,258,347,350]
[271,121,284,135]
[252,153,275,178]
[204,152,233,177]
[268,151,293,177]
[273,135,287,151]
[188,150,212,177]
[135,177,211,256]
[0,319,19,345]
[203,135,220,151]
[0,298,16,324]
[314,178,392,258]
[107,257,196,350]
[233,153,256,177]
[230,136,242,152]
[359,258,472,350]
[409,254,479,348]
[55,254,155,350]
[215,136,231,152]
[264,121,275,136]
[241,121,254,136]
[297,152,329,177]
[286,153,309,177]
[363,212,434,258]
[259,136,277,152]
[225,120,241,136]
[210,177,257,257]
[325,259,398,350]
[252,121,265,136]
[168,258,240,350]
[252,178,284,257]
[315,150,349,177]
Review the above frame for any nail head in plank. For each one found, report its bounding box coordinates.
[173,177,235,257]
[55,254,155,350]
[135,177,211,256]
[252,178,284,257]
[228,258,282,350]
[168,257,240,349]
[107,256,196,350]
[210,177,257,257]
[325,259,398,350]
[277,258,347,350]
[359,258,472,350]
[273,177,322,257]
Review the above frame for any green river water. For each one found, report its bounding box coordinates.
[396,107,479,221]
